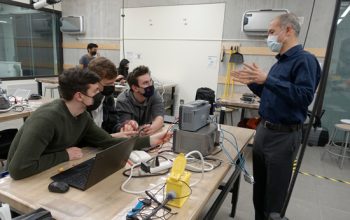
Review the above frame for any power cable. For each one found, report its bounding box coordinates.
[121,0,126,59]
[303,0,316,48]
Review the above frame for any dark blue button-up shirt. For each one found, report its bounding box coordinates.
[248,45,321,124]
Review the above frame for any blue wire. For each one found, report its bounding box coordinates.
[218,125,250,175]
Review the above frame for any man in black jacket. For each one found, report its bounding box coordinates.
[88,57,138,137]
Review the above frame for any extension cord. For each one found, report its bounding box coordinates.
[150,160,172,173]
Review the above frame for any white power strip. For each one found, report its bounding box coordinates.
[150,161,173,173]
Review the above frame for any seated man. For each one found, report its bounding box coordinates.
[6,68,171,180]
[115,66,164,135]
[87,57,137,137]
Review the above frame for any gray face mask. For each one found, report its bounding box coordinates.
[267,35,282,53]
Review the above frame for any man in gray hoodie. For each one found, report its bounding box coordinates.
[115,65,164,136]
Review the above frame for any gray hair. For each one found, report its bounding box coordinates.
[277,13,301,36]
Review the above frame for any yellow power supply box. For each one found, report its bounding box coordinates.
[166,153,192,208]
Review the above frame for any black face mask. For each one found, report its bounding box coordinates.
[142,85,155,98]
[90,51,97,56]
[101,85,115,96]
[86,93,104,111]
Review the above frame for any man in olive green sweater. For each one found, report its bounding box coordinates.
[6,68,171,180]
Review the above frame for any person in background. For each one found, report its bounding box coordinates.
[115,65,164,136]
[87,57,138,137]
[6,68,172,180]
[79,43,99,70]
[232,13,320,220]
[116,59,130,84]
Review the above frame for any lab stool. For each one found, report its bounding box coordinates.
[322,123,350,168]
[44,85,59,98]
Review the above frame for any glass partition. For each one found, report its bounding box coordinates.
[0,2,62,79]
[323,0,350,133]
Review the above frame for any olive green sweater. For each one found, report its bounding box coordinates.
[6,99,149,180]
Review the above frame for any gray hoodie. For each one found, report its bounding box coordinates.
[114,89,164,131]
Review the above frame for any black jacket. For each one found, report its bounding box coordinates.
[88,95,118,133]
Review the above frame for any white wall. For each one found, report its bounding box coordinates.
[123,4,225,113]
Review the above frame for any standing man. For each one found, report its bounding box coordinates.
[115,66,164,136]
[87,57,138,137]
[79,43,99,70]
[232,13,320,219]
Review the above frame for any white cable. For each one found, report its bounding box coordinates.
[186,157,214,171]
[122,151,205,194]
[120,163,165,195]
[0,104,28,113]
[185,151,205,187]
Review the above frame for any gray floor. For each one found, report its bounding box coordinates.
[213,146,350,220]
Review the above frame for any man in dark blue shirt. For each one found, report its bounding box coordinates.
[232,13,320,220]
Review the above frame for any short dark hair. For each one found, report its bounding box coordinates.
[127,65,150,88]
[59,67,101,101]
[87,43,98,50]
[88,57,118,80]
[118,59,130,69]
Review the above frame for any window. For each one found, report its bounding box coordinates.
[0,1,62,79]
[323,0,350,131]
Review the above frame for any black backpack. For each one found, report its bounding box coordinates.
[195,87,215,115]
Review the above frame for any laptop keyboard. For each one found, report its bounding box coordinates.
[52,158,94,189]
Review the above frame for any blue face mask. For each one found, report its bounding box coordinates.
[267,35,282,53]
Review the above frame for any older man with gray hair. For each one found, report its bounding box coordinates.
[232,13,321,220]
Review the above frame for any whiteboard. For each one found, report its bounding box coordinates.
[121,3,225,115]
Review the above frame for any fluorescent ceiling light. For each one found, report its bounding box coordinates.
[341,5,350,17]
[337,18,343,25]
[0,21,7,24]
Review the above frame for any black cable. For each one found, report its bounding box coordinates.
[303,0,316,48]
[166,180,192,200]
[123,168,169,178]
[138,184,178,220]
[185,157,222,173]
[145,190,171,212]
[121,0,126,59]
[144,192,177,220]
[210,147,223,156]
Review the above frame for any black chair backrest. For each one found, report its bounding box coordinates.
[195,87,215,115]
[0,128,18,159]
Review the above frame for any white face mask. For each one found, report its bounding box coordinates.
[267,35,282,53]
